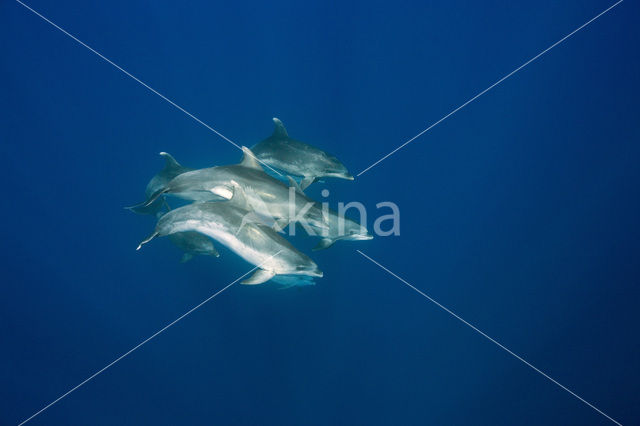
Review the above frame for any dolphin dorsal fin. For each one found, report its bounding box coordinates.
[159,152,182,171]
[272,117,288,138]
[239,146,262,170]
[228,180,250,209]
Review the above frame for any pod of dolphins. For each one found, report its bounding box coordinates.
[128,118,373,287]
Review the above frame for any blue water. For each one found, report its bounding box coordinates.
[2,1,639,424]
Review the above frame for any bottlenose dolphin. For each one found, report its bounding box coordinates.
[127,152,192,215]
[131,147,328,232]
[306,206,373,250]
[251,118,354,189]
[168,231,219,263]
[137,183,323,285]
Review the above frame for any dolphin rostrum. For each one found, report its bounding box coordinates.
[130,147,328,232]
[251,117,354,189]
[137,183,323,285]
[126,152,192,215]
[168,231,220,263]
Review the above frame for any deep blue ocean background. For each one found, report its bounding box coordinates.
[1,1,639,424]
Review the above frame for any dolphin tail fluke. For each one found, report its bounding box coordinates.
[126,197,165,215]
[241,269,276,285]
[136,232,159,250]
[313,238,335,251]
[125,188,169,212]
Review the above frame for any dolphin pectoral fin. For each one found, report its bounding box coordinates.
[287,176,306,194]
[241,269,276,285]
[210,244,220,258]
[179,253,194,263]
[272,117,289,138]
[137,232,159,250]
[313,238,335,251]
[299,176,316,190]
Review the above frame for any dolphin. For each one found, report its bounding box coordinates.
[156,209,219,262]
[137,184,323,285]
[127,152,192,215]
[168,231,220,263]
[251,117,353,189]
[305,206,373,250]
[130,147,328,232]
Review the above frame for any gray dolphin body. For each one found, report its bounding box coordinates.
[306,207,373,250]
[134,147,328,231]
[251,118,353,189]
[137,201,323,285]
[168,231,219,263]
[128,152,192,215]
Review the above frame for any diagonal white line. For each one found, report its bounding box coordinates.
[356,250,622,425]
[14,0,283,176]
[356,0,623,177]
[17,254,275,425]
